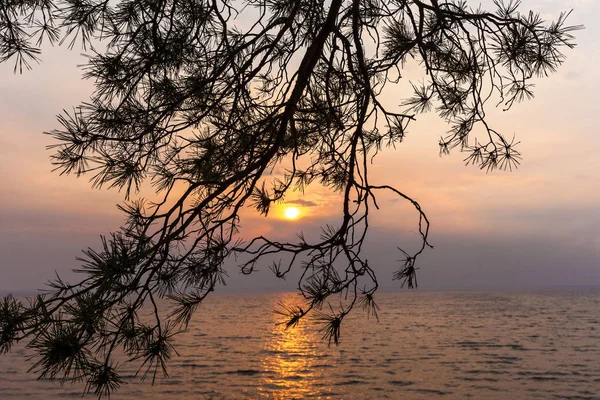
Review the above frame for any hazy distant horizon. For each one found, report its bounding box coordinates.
[4,283,600,298]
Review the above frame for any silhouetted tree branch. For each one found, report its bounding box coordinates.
[0,0,579,395]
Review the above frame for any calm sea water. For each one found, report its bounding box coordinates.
[1,291,599,399]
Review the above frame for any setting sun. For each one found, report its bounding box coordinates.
[284,207,300,220]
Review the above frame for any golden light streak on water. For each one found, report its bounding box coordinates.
[259,295,324,399]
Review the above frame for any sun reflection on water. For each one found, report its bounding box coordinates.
[259,296,329,399]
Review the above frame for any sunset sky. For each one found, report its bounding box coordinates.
[0,0,598,293]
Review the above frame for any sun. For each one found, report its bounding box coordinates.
[284,206,300,220]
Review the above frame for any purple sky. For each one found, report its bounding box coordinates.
[0,0,598,293]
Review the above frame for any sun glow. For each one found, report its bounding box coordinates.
[284,206,300,220]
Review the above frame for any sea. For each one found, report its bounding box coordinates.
[0,290,599,399]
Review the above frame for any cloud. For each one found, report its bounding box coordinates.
[286,199,319,207]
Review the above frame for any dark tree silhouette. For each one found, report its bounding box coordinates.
[0,0,579,395]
